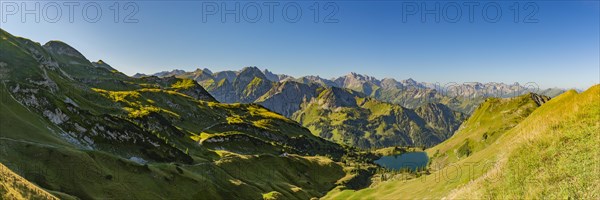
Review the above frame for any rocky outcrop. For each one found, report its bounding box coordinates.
[530,93,551,106]
[256,81,320,117]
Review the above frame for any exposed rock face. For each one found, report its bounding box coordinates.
[233,67,274,103]
[530,93,551,106]
[263,69,284,82]
[212,70,237,83]
[333,72,380,96]
[206,79,237,103]
[379,78,402,90]
[256,81,320,117]
[0,62,9,79]
[43,108,69,125]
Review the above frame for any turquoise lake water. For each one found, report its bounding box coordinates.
[374,152,429,171]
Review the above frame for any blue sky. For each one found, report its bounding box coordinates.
[1,1,598,89]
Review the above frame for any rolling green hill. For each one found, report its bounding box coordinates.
[323,85,599,199]
[0,28,347,199]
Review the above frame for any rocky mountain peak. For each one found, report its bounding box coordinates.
[237,66,268,81]
[317,87,362,109]
[212,70,237,83]
[263,69,281,82]
[192,68,213,75]
[152,69,186,77]
[43,40,87,59]
[381,78,401,89]
[132,73,147,78]
[92,60,116,71]
[401,78,417,85]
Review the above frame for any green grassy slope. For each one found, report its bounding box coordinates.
[323,85,598,199]
[0,28,346,199]
[427,93,549,167]
[0,163,58,200]
[447,86,599,199]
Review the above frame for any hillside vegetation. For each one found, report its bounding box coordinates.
[324,85,599,199]
[0,163,58,200]
[293,87,466,149]
[0,28,347,199]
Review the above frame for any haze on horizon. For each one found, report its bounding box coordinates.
[1,0,598,89]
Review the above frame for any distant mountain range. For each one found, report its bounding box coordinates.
[135,68,564,112]
[135,67,564,148]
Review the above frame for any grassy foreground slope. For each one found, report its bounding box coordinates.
[324,85,599,199]
[0,163,58,200]
[427,93,550,167]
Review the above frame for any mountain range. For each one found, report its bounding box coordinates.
[135,67,563,148]
[135,68,565,113]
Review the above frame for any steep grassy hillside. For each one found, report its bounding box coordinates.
[0,163,58,200]
[428,93,550,166]
[447,87,599,198]
[323,85,598,199]
[0,28,346,199]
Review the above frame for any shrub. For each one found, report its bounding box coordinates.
[456,139,472,158]
[171,79,195,89]
[262,191,283,200]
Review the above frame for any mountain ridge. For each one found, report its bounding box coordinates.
[0,28,349,199]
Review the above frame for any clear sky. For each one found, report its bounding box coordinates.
[1,1,598,89]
